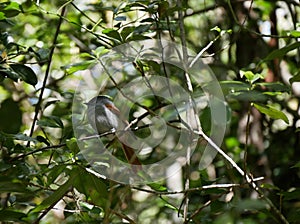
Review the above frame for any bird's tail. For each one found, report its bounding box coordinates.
[121,143,142,172]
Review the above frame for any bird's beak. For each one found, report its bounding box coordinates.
[105,103,120,114]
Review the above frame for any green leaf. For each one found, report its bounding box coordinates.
[0,210,26,222]
[66,137,79,154]
[9,63,37,86]
[0,1,21,18]
[0,11,6,20]
[211,26,221,33]
[282,189,300,201]
[62,60,95,74]
[255,82,290,92]
[14,133,37,142]
[46,164,68,186]
[36,135,50,146]
[228,90,269,102]
[260,183,280,191]
[235,199,268,212]
[220,81,250,95]
[288,30,300,38]
[0,131,14,149]
[240,70,263,84]
[0,98,22,134]
[37,116,64,128]
[114,16,126,21]
[289,73,300,84]
[291,161,300,168]
[134,24,151,34]
[102,28,122,41]
[211,201,227,213]
[0,181,30,193]
[147,182,167,192]
[0,65,20,82]
[36,48,50,61]
[164,202,178,211]
[32,177,73,213]
[264,42,300,61]
[72,167,108,207]
[253,103,289,124]
[120,26,135,40]
[93,46,109,58]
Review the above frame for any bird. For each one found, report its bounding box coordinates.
[85,95,142,172]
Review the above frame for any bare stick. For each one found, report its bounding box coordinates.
[27,6,66,146]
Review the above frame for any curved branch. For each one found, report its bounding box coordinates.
[27,6,67,146]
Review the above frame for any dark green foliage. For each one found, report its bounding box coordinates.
[0,0,299,223]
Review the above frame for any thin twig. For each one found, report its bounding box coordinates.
[33,189,71,224]
[185,199,212,223]
[176,4,210,221]
[109,209,136,224]
[195,130,289,224]
[132,183,241,195]
[27,6,67,146]
[244,104,252,173]
[35,4,113,48]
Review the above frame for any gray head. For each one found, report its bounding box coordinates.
[85,95,119,133]
[86,95,113,107]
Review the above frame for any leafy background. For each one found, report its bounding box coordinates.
[0,0,300,223]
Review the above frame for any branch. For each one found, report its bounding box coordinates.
[176,0,194,220]
[27,6,67,146]
[195,130,289,224]
[132,183,241,195]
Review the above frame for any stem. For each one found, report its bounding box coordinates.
[176,0,194,220]
[27,6,67,146]
[196,130,289,224]
[244,104,252,171]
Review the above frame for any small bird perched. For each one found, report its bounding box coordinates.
[85,95,142,171]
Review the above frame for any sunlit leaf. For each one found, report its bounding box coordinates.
[0,12,6,20]
[93,46,109,58]
[164,202,178,211]
[0,1,21,18]
[264,42,300,61]
[291,161,300,168]
[147,182,167,192]
[253,103,289,124]
[66,137,79,154]
[240,70,263,84]
[32,177,73,213]
[211,26,221,33]
[288,30,300,38]
[62,60,96,74]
